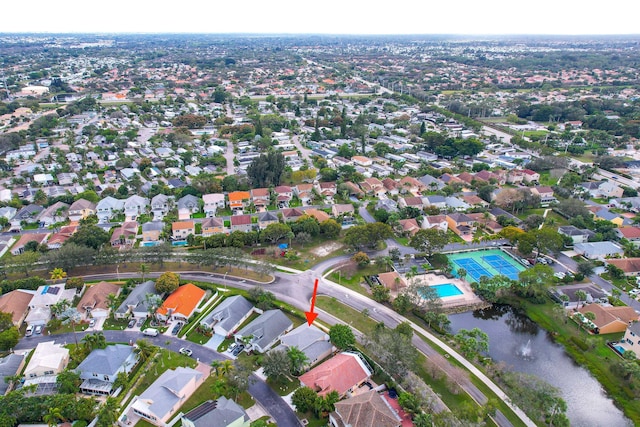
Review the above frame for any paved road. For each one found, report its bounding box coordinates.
[16,330,302,427]
[224,140,236,176]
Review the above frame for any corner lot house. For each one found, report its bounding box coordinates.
[235,309,293,353]
[299,352,372,397]
[23,341,69,379]
[275,324,334,368]
[76,344,138,395]
[121,367,204,427]
[156,283,206,323]
[200,295,255,337]
[181,397,250,427]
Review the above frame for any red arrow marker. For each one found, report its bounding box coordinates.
[305,278,319,326]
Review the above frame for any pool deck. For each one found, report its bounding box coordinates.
[408,272,483,309]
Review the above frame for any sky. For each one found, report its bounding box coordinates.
[3,0,639,35]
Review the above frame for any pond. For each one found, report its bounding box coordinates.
[448,305,632,427]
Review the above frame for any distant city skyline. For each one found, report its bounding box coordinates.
[3,0,639,36]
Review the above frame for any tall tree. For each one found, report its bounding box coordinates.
[409,228,449,257]
[155,272,180,294]
[247,151,286,187]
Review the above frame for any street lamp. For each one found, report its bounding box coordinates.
[223,271,228,292]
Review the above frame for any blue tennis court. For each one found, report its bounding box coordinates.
[448,249,525,282]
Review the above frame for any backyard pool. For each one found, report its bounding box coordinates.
[613,344,626,355]
[172,240,188,247]
[141,241,160,247]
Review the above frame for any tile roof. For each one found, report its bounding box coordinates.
[299,352,372,396]
[77,281,120,313]
[157,283,206,318]
[0,290,33,325]
[333,390,401,427]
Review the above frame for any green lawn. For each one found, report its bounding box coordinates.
[327,263,387,296]
[103,317,131,330]
[130,349,197,400]
[266,376,300,396]
[315,296,377,335]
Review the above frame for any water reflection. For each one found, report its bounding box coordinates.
[449,305,632,427]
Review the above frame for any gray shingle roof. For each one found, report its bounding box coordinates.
[183,397,249,427]
[139,367,203,419]
[115,280,159,315]
[237,309,293,352]
[76,344,135,377]
[201,295,254,333]
[0,353,25,395]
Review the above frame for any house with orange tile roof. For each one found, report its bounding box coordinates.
[399,176,425,195]
[228,191,251,211]
[605,258,640,276]
[578,304,638,334]
[304,209,330,223]
[47,225,78,250]
[299,352,372,398]
[172,220,195,240]
[156,283,206,322]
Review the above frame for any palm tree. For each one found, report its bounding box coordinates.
[43,407,64,427]
[105,293,119,314]
[96,397,120,427]
[139,263,149,282]
[60,307,82,346]
[134,339,156,363]
[575,290,587,309]
[219,359,234,377]
[50,299,71,318]
[49,268,67,282]
[287,346,309,376]
[210,360,222,376]
[83,332,106,351]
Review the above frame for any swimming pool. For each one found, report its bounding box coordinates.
[613,344,626,355]
[141,241,160,247]
[172,240,188,247]
[431,283,463,298]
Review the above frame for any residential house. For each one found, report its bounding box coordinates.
[282,208,304,222]
[96,196,125,222]
[203,193,225,217]
[398,196,423,210]
[446,213,476,238]
[76,344,138,395]
[257,211,279,230]
[122,367,205,426]
[151,194,173,221]
[68,199,96,222]
[111,221,139,249]
[445,196,471,211]
[77,281,120,320]
[476,169,505,185]
[399,176,425,195]
[330,390,402,427]
[621,323,640,358]
[316,182,337,203]
[0,289,33,326]
[521,169,540,184]
[234,309,293,354]
[36,201,68,227]
[592,207,626,227]
[228,191,251,212]
[251,188,271,211]
[10,204,43,230]
[342,181,364,198]
[177,195,200,220]
[181,397,250,427]
[574,241,624,260]
[275,324,334,368]
[605,258,640,276]
[581,181,624,199]
[457,171,475,185]
[230,215,253,232]
[172,220,195,241]
[25,284,75,328]
[418,174,444,191]
[274,186,293,208]
[202,217,225,237]
[294,183,315,206]
[397,218,421,236]
[124,195,149,221]
[142,221,164,242]
[381,178,399,196]
[377,271,406,292]
[156,283,206,322]
[200,295,255,337]
[115,280,162,320]
[299,352,372,397]
[421,215,448,232]
[489,207,523,225]
[360,178,385,197]
[304,209,330,223]
[11,233,49,255]
[506,170,524,184]
[461,194,489,208]
[530,186,557,205]
[578,304,638,334]
[375,198,398,213]
[616,227,640,247]
[0,207,16,222]
[558,225,595,245]
[0,353,25,395]
[23,341,69,379]
[352,156,372,167]
[423,195,446,210]
[332,204,355,218]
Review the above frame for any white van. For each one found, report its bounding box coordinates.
[142,328,159,337]
[25,325,33,337]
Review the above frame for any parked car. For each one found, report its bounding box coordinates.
[89,319,96,327]
[232,344,244,356]
[128,319,136,328]
[179,347,193,357]
[171,322,183,335]
[227,342,238,353]
[136,318,145,327]
[25,325,33,337]
[34,325,42,335]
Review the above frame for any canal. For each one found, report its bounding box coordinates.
[449,305,632,427]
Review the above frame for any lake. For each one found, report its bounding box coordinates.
[448,305,632,427]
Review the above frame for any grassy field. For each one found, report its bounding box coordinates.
[267,376,300,396]
[264,238,347,271]
[327,262,386,296]
[129,349,197,400]
[315,296,377,336]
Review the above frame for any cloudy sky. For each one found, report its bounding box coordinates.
[3,0,638,35]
